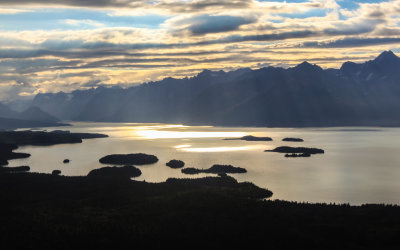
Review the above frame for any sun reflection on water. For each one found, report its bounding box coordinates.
[135,127,246,139]
[175,144,266,152]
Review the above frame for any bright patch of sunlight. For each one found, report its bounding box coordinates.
[178,145,266,152]
[174,144,191,149]
[136,130,246,139]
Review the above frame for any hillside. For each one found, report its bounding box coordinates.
[0,172,399,249]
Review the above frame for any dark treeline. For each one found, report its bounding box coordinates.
[0,142,30,166]
[0,172,399,249]
[0,165,30,173]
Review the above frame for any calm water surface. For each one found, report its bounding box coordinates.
[10,122,400,205]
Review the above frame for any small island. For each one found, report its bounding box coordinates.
[166,159,185,169]
[181,164,247,175]
[282,137,304,142]
[265,146,324,156]
[99,153,159,165]
[52,170,61,176]
[87,165,142,178]
[224,135,272,141]
[63,159,70,164]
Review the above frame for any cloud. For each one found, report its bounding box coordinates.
[0,0,144,8]
[0,8,32,14]
[0,0,252,14]
[301,37,400,48]
[169,14,257,35]
[64,19,105,27]
[155,0,251,13]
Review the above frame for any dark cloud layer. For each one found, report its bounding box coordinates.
[0,0,251,12]
[156,0,251,13]
[185,15,256,35]
[302,37,400,48]
[0,0,143,8]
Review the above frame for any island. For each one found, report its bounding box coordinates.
[166,159,185,169]
[52,170,61,175]
[87,165,142,178]
[181,164,247,175]
[224,135,273,141]
[266,146,324,155]
[282,137,304,142]
[63,159,70,163]
[99,153,159,165]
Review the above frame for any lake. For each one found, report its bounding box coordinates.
[9,122,400,205]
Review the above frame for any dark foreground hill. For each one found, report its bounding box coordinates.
[0,172,399,250]
[31,51,400,126]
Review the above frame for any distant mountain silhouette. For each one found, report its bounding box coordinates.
[0,103,61,129]
[18,106,59,122]
[31,51,400,126]
[0,103,59,122]
[0,102,19,119]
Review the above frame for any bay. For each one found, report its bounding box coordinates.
[9,122,400,205]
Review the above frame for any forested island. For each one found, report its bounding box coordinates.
[166,159,185,169]
[224,135,273,141]
[282,137,304,142]
[99,153,159,165]
[181,164,247,175]
[266,146,324,154]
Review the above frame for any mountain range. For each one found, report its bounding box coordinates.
[17,50,400,126]
[0,103,61,130]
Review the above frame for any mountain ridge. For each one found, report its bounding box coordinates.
[30,51,400,127]
[0,104,60,130]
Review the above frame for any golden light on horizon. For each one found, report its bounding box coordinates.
[177,145,267,152]
[136,129,247,139]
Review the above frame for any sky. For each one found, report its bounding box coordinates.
[0,0,400,101]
